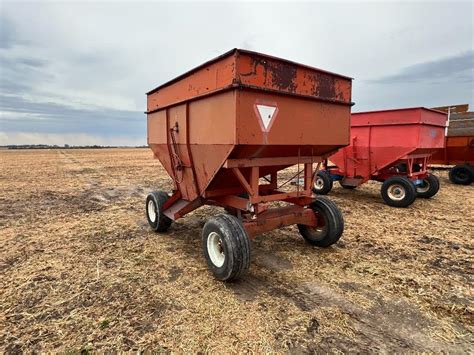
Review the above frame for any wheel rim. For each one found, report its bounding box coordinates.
[147,200,157,223]
[207,232,225,267]
[417,180,430,193]
[456,171,468,180]
[313,177,324,190]
[306,214,327,240]
[387,184,406,201]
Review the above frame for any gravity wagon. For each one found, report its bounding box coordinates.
[313,108,447,207]
[145,49,352,280]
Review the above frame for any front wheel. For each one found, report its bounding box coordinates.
[146,191,172,232]
[312,171,333,195]
[416,174,440,198]
[380,176,417,208]
[449,165,473,185]
[202,214,251,281]
[297,197,344,247]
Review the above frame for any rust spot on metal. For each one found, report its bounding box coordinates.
[310,72,336,100]
[242,55,297,92]
[267,60,297,92]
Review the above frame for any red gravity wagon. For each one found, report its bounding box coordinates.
[313,108,447,207]
[145,49,352,281]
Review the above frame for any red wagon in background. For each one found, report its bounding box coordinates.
[145,49,352,281]
[430,104,474,185]
[313,108,447,207]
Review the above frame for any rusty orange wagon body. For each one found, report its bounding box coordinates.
[145,49,352,280]
[431,136,474,166]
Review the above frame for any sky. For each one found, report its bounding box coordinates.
[0,0,473,146]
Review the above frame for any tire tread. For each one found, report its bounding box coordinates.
[380,176,417,207]
[298,197,344,247]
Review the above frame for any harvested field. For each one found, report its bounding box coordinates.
[0,148,473,352]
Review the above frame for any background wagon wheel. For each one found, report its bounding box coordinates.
[416,174,440,198]
[202,214,250,281]
[380,176,417,207]
[449,165,473,185]
[297,197,344,247]
[312,171,333,195]
[146,191,172,232]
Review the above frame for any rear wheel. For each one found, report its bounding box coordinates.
[202,214,251,281]
[449,165,472,185]
[381,176,417,207]
[416,174,440,198]
[312,171,333,195]
[297,197,344,247]
[146,191,172,232]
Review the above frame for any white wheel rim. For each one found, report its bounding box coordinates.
[387,184,406,201]
[147,200,157,223]
[313,177,324,190]
[207,232,225,267]
[308,225,327,238]
[417,180,430,193]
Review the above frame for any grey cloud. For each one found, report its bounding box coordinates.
[0,94,144,136]
[0,78,30,93]
[0,15,17,49]
[17,57,46,68]
[0,52,52,93]
[370,51,474,84]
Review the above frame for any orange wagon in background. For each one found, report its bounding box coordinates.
[145,49,352,281]
[430,104,474,185]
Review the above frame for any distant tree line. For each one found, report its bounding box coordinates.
[2,144,148,149]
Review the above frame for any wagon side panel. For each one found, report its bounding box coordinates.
[368,125,418,173]
[235,52,352,105]
[147,54,237,112]
[431,136,474,164]
[235,90,350,150]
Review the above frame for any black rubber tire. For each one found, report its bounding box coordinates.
[312,171,333,195]
[339,181,357,190]
[449,165,473,185]
[297,197,344,247]
[416,174,440,198]
[380,176,417,208]
[146,191,172,232]
[202,214,251,281]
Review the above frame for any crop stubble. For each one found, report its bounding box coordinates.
[0,148,472,352]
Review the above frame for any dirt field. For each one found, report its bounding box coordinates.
[0,148,472,352]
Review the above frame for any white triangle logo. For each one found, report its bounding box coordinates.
[256,104,277,131]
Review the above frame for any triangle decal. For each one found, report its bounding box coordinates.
[256,104,277,131]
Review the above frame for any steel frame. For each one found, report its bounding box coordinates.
[373,154,431,182]
[163,156,323,238]
[325,153,432,186]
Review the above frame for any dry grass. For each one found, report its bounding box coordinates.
[0,148,472,352]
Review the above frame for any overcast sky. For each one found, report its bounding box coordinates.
[0,0,473,146]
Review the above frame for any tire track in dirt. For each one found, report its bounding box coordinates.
[57,150,152,208]
[227,251,471,353]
